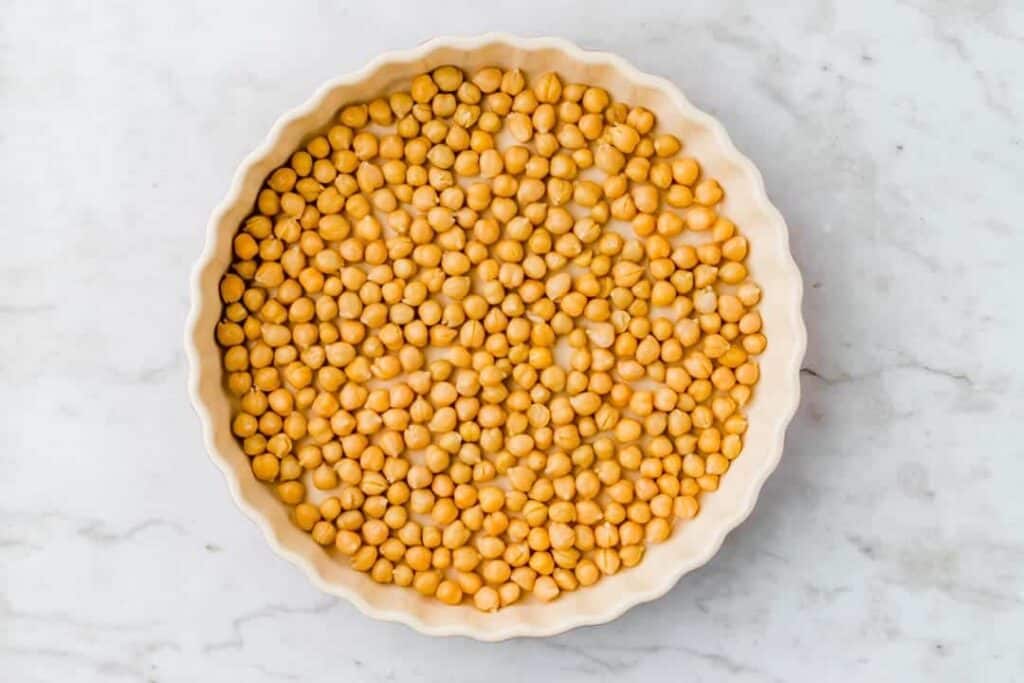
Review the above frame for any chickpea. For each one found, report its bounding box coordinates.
[220,67,766,608]
[473,585,500,612]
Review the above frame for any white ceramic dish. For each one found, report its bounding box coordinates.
[186,33,806,640]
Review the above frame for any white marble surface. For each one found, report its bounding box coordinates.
[3,1,1023,681]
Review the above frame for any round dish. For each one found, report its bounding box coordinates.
[186,33,805,640]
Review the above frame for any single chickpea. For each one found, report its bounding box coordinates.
[654,134,682,157]
[473,586,500,612]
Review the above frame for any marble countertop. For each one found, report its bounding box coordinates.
[3,1,1022,681]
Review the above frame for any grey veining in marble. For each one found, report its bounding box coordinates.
[2,1,1022,681]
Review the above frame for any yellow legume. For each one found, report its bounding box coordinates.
[218,66,766,610]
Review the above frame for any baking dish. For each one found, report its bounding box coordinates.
[186,33,805,640]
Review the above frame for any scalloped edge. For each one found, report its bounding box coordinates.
[185,33,806,641]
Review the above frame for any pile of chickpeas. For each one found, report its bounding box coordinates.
[217,65,765,611]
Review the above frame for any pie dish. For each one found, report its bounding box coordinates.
[185,33,805,640]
